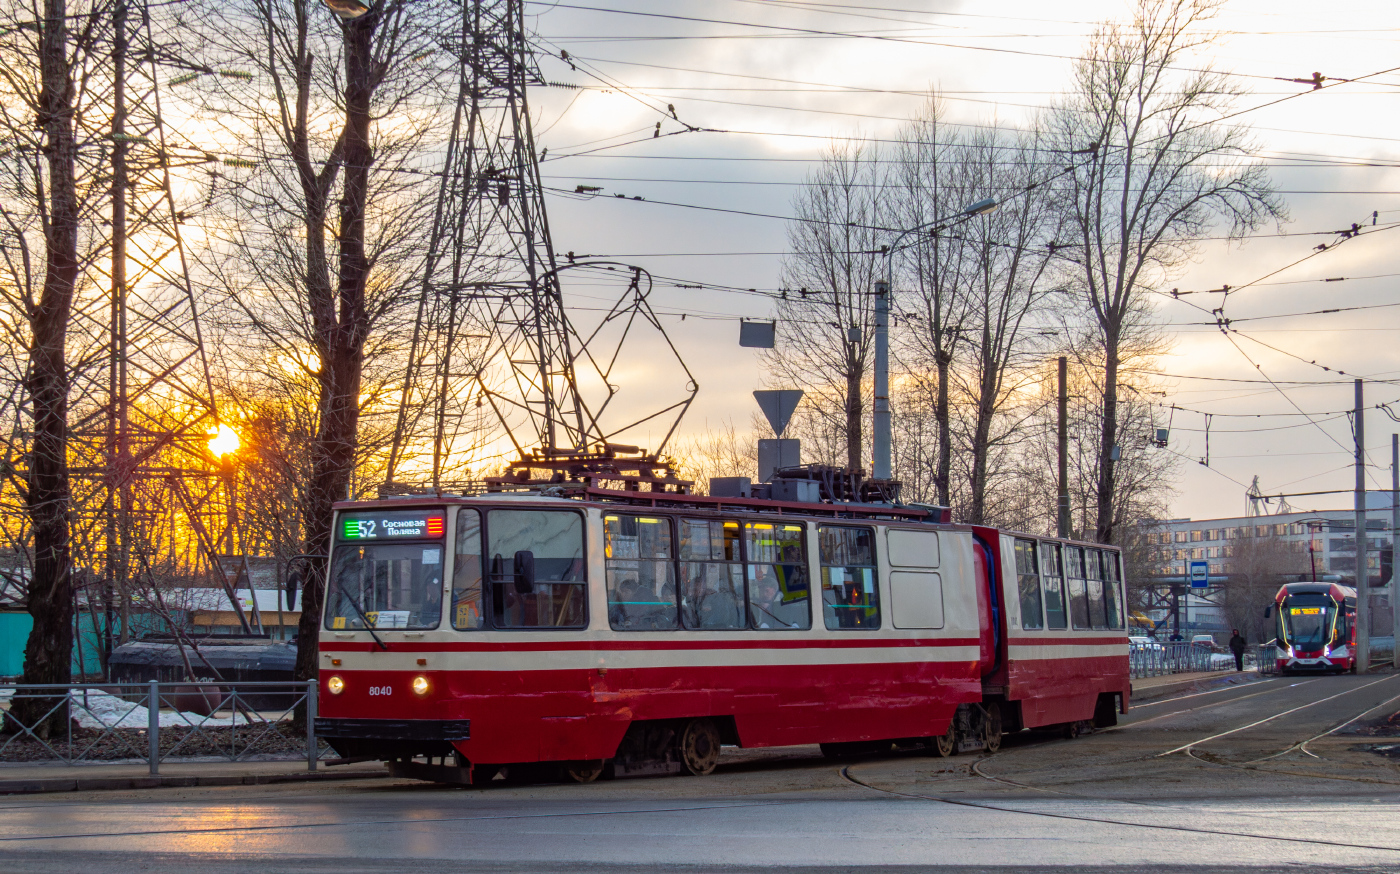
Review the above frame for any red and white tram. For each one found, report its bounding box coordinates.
[313,489,1131,782]
[1268,581,1357,674]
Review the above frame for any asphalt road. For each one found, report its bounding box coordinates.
[4,672,1400,873]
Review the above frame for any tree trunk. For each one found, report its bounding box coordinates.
[15,0,79,737]
[968,349,996,526]
[935,348,952,507]
[293,14,376,687]
[1096,338,1120,544]
[845,364,862,472]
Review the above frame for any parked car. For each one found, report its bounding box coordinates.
[1191,634,1216,649]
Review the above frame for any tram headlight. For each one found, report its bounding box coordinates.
[327,675,345,695]
[412,675,430,696]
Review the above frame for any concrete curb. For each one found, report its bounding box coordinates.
[0,765,392,796]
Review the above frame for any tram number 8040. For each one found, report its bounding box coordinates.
[367,686,393,697]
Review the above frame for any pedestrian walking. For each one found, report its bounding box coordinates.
[1228,628,1246,671]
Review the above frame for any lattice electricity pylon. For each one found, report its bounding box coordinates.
[63,0,257,653]
[412,0,696,491]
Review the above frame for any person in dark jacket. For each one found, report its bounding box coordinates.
[1228,629,1246,671]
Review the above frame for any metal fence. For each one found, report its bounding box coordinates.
[1255,644,1281,675]
[1129,642,1239,678]
[0,680,320,774]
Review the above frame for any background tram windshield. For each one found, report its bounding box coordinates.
[1279,594,1336,651]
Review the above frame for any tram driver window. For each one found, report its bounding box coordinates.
[452,508,483,630]
[1066,546,1091,630]
[679,519,745,630]
[325,543,443,631]
[745,523,811,630]
[1040,542,1067,629]
[1103,551,1125,630]
[1014,539,1043,630]
[1085,548,1108,629]
[605,515,679,631]
[486,509,587,629]
[819,525,879,630]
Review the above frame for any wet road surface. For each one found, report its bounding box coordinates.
[4,672,1400,873]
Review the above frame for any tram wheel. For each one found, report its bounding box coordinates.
[929,722,956,758]
[981,703,1003,755]
[678,718,722,776]
[565,760,606,784]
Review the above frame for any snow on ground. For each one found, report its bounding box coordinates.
[1,687,254,729]
[68,690,252,729]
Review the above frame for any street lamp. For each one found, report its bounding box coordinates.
[872,197,998,482]
[322,0,372,18]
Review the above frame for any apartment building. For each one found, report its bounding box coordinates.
[1146,498,1398,586]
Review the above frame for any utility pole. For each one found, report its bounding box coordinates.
[872,280,890,480]
[1355,378,1370,672]
[1057,356,1070,539]
[1392,434,1399,666]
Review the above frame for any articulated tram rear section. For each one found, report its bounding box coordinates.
[312,491,1130,783]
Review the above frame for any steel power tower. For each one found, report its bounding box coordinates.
[386,0,696,495]
[77,0,257,663]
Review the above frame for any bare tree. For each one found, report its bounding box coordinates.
[945,124,1061,525]
[1224,532,1305,645]
[890,99,971,506]
[770,139,886,472]
[1048,0,1284,544]
[0,0,111,734]
[672,420,759,493]
[190,0,465,683]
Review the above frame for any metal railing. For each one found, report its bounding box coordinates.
[0,680,321,774]
[1129,642,1239,678]
[1256,643,1281,675]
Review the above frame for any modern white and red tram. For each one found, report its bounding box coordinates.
[313,489,1131,783]
[1268,581,1358,674]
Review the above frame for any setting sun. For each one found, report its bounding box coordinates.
[207,423,240,457]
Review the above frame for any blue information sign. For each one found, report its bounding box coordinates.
[1189,560,1209,589]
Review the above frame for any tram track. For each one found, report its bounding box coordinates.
[1161,671,1400,761]
[839,764,1400,853]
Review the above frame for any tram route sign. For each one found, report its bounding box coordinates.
[1189,560,1209,589]
[340,509,445,540]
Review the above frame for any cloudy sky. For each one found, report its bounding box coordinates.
[514,0,1400,523]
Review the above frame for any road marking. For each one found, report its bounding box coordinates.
[1131,676,1279,708]
[1157,672,1400,757]
[840,766,1400,853]
[1109,679,1321,731]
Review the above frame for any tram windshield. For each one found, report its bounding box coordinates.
[1279,594,1336,651]
[325,542,444,630]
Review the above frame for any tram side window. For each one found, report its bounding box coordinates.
[1015,539,1043,630]
[452,508,483,630]
[1103,551,1124,630]
[1085,548,1108,629]
[487,510,587,629]
[605,515,679,631]
[819,525,879,630]
[746,522,811,630]
[1040,542,1067,629]
[679,519,745,630]
[1065,546,1091,629]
